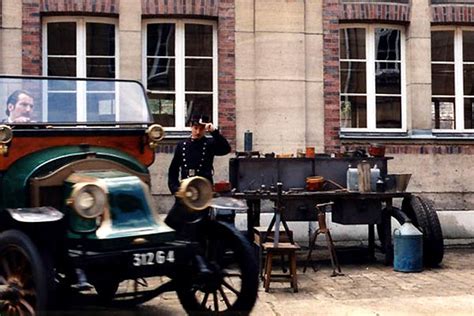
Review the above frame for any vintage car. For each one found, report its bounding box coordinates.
[0,75,258,314]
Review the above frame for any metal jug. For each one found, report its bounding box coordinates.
[393,220,423,272]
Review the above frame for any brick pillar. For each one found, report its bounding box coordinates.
[217,0,236,150]
[323,0,340,153]
[22,0,41,75]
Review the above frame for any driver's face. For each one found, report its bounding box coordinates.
[8,93,33,122]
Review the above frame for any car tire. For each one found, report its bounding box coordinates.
[176,221,259,314]
[0,230,52,314]
[401,196,444,267]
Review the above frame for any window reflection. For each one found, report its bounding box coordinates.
[340,61,366,94]
[375,62,400,94]
[375,29,400,61]
[432,98,455,129]
[147,24,175,56]
[148,93,175,127]
[340,96,367,128]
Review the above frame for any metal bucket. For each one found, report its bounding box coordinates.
[393,221,423,272]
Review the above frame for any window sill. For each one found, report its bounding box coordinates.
[340,129,474,141]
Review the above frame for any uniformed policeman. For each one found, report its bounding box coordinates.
[165,114,231,231]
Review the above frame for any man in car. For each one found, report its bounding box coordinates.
[5,90,34,123]
[166,114,231,231]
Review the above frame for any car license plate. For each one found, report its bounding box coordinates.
[132,250,175,267]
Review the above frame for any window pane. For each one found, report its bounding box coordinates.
[464,64,474,96]
[185,94,213,125]
[47,79,76,91]
[340,28,365,60]
[86,92,115,122]
[432,97,455,129]
[432,31,454,62]
[340,61,366,93]
[463,31,474,62]
[48,92,76,122]
[147,24,175,56]
[86,58,115,78]
[376,96,401,128]
[340,95,367,128]
[185,24,213,57]
[375,29,400,61]
[147,58,175,91]
[87,80,115,92]
[148,93,175,127]
[432,64,454,95]
[185,59,212,91]
[464,98,474,129]
[376,62,401,94]
[48,57,76,77]
[47,22,76,55]
[86,23,115,56]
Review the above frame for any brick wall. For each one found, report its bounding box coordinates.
[41,0,119,14]
[22,0,41,75]
[143,0,236,151]
[323,0,341,153]
[432,3,474,23]
[142,0,219,16]
[340,2,410,22]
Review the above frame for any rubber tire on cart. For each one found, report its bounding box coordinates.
[0,230,53,314]
[177,221,259,314]
[401,195,444,267]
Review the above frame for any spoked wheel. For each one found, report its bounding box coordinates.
[0,230,50,315]
[402,195,444,267]
[177,221,259,314]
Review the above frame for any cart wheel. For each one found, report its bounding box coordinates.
[177,221,259,314]
[0,230,52,315]
[401,196,444,267]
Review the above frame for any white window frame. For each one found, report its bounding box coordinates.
[142,19,218,131]
[42,16,119,78]
[42,17,119,122]
[431,25,474,132]
[340,24,406,133]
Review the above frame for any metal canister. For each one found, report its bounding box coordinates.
[244,130,253,152]
[393,221,423,272]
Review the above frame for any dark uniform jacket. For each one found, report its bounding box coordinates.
[168,129,231,194]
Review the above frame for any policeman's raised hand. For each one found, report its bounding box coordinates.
[205,123,216,132]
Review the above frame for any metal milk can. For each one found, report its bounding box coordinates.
[393,220,423,272]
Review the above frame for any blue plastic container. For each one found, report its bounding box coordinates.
[393,221,423,272]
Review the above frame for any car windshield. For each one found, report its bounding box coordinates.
[0,76,152,125]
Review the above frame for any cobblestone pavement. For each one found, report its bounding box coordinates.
[53,247,474,315]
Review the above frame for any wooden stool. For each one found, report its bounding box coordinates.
[262,242,300,292]
[303,203,342,276]
[253,227,294,279]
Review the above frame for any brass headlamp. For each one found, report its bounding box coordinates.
[0,125,13,155]
[146,124,165,149]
